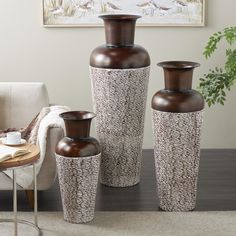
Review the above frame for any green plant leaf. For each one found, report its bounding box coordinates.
[199,26,236,107]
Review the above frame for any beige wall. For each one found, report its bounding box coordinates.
[0,0,236,148]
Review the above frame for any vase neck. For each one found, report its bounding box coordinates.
[64,119,91,138]
[164,69,193,91]
[100,15,140,47]
[60,111,96,139]
[157,61,200,91]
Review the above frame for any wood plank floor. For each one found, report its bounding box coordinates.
[0,149,236,211]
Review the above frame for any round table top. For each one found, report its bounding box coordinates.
[0,143,40,170]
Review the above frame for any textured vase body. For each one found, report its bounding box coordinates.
[55,111,100,223]
[151,61,204,211]
[90,15,150,187]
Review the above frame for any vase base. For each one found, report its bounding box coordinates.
[64,215,94,224]
[159,205,196,212]
[100,179,140,188]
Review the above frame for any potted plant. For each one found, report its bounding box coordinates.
[198,27,236,106]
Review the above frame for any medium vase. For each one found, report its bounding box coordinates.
[55,111,100,223]
[151,61,204,211]
[89,14,150,187]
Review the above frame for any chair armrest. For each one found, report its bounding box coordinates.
[36,127,64,190]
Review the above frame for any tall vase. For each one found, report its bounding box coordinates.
[152,61,204,211]
[55,111,101,223]
[90,14,150,187]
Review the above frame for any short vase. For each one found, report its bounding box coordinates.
[151,61,204,211]
[55,111,101,223]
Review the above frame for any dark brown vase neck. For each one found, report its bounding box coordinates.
[158,61,200,91]
[100,14,140,47]
[163,69,193,91]
[152,61,204,113]
[60,111,95,138]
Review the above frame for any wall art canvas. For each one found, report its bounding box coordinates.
[43,0,205,27]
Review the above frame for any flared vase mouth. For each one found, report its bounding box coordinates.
[99,14,141,21]
[157,61,200,69]
[59,111,96,121]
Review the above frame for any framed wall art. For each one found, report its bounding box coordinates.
[43,0,205,27]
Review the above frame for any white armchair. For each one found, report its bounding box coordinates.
[0,82,64,206]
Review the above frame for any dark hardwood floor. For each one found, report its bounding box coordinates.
[1,149,236,211]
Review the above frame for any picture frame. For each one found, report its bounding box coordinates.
[43,0,205,27]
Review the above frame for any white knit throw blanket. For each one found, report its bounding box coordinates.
[4,105,70,188]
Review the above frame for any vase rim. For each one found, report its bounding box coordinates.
[157,61,200,69]
[99,14,141,21]
[59,111,96,121]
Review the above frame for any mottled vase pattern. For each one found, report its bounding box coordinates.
[55,154,101,223]
[152,110,204,211]
[90,66,150,187]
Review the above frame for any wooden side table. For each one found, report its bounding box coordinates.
[0,144,41,236]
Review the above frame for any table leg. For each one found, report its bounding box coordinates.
[13,169,17,236]
[33,163,38,227]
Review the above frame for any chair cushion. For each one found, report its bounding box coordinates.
[0,106,50,142]
[0,83,49,129]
